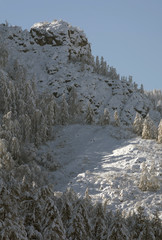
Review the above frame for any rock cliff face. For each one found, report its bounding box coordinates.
[0,20,157,125]
[30,20,91,61]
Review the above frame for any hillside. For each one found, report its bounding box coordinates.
[0,20,161,239]
[1,20,160,125]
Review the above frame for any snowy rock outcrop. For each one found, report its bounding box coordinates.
[30,20,91,61]
[0,20,157,125]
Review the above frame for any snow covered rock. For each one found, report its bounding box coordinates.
[0,20,157,125]
[30,20,91,61]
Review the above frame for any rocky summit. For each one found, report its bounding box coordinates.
[0,20,158,124]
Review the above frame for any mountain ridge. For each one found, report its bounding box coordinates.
[0,20,161,125]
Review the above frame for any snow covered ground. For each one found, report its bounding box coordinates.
[38,125,162,218]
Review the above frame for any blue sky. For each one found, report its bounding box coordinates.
[0,0,162,90]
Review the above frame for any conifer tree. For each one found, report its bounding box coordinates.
[142,115,158,139]
[139,161,159,191]
[100,56,104,74]
[109,67,119,79]
[32,109,42,135]
[140,84,144,94]
[42,199,66,240]
[11,136,20,160]
[114,110,120,126]
[61,196,73,230]
[148,161,160,191]
[93,202,107,240]
[23,114,32,142]
[107,210,130,240]
[133,112,143,135]
[139,162,150,191]
[101,108,110,125]
[128,75,133,84]
[68,86,80,119]
[95,56,100,73]
[0,45,8,68]
[134,206,156,240]
[67,200,92,240]
[47,100,55,126]
[60,94,69,125]
[157,119,162,143]
[151,211,162,239]
[0,138,14,170]
[40,115,49,142]
[86,103,94,124]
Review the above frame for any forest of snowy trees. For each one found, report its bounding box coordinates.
[0,21,162,239]
[0,50,161,240]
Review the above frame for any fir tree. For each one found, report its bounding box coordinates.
[107,210,130,240]
[140,84,144,94]
[42,199,66,240]
[68,86,80,120]
[0,45,8,68]
[157,119,162,143]
[86,103,94,124]
[139,162,150,191]
[60,94,69,125]
[67,200,92,240]
[134,206,156,240]
[133,112,143,135]
[10,136,20,160]
[93,202,107,240]
[95,56,100,73]
[142,115,158,139]
[101,108,110,125]
[114,110,120,126]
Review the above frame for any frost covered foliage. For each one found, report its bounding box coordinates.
[0,69,50,148]
[99,108,110,126]
[145,89,162,113]
[0,45,8,68]
[139,162,160,191]
[157,119,162,143]
[94,55,120,79]
[142,115,158,139]
[133,112,144,135]
[86,103,94,124]
[60,94,69,125]
[0,63,81,149]
[114,110,120,126]
[0,180,161,240]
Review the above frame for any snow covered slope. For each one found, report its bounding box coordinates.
[38,124,162,219]
[0,20,156,125]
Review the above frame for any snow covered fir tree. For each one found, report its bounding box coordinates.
[0,20,161,239]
